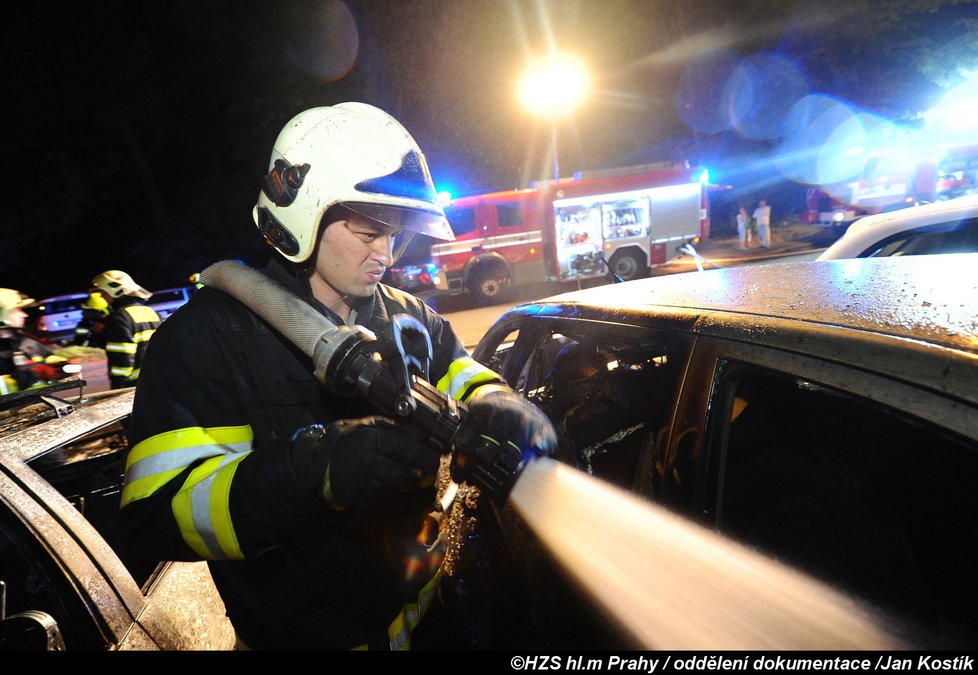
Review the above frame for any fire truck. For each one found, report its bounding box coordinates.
[804,142,978,226]
[430,162,711,302]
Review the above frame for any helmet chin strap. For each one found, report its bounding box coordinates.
[290,258,318,306]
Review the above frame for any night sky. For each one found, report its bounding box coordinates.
[3,0,977,299]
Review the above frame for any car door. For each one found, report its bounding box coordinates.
[0,458,139,649]
[671,336,978,648]
[1,398,236,650]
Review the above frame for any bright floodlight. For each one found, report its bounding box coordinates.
[926,79,978,134]
[518,54,590,116]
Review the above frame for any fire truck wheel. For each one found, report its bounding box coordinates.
[468,267,512,304]
[609,250,648,281]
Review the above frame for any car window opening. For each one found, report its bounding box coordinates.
[519,330,677,492]
[714,366,978,647]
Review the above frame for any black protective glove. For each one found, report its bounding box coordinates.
[290,416,440,514]
[451,386,557,502]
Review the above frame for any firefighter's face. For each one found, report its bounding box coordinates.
[3,308,27,329]
[310,212,398,302]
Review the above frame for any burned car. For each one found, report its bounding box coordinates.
[473,253,978,649]
[0,381,235,650]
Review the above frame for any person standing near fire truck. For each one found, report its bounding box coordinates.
[115,102,556,650]
[736,206,751,249]
[753,199,772,249]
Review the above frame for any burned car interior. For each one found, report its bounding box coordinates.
[506,326,680,493]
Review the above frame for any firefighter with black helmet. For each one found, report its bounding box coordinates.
[116,103,556,650]
[90,270,161,389]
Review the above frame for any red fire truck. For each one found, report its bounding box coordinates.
[430,162,711,302]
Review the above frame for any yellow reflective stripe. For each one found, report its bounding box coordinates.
[436,357,476,392]
[435,357,500,401]
[106,341,137,354]
[387,569,443,650]
[458,370,500,400]
[133,329,155,343]
[171,453,248,560]
[122,425,254,505]
[125,305,161,323]
[127,368,141,380]
[122,467,187,507]
[127,425,254,467]
[208,455,245,557]
[1,375,17,394]
[111,365,134,376]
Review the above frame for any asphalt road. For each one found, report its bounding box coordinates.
[434,224,844,349]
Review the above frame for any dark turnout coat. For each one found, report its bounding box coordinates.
[117,258,500,649]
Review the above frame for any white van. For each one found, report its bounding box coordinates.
[26,293,89,340]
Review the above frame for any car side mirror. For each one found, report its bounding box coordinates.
[0,611,66,651]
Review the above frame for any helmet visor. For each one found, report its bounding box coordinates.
[342,202,455,241]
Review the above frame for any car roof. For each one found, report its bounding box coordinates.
[507,253,978,353]
[819,194,978,260]
[493,255,978,410]
[0,385,135,463]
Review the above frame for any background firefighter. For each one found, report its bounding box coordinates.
[0,288,45,394]
[90,270,161,389]
[72,288,111,348]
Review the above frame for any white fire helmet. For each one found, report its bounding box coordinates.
[252,102,454,264]
[0,288,34,327]
[91,270,152,300]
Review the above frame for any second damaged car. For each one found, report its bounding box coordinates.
[0,381,235,650]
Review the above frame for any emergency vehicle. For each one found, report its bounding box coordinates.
[805,141,978,226]
[430,162,711,302]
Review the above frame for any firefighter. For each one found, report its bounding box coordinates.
[90,270,161,389]
[116,102,556,650]
[72,288,110,348]
[1,288,39,394]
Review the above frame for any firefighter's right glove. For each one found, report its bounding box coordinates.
[451,386,557,503]
[290,417,440,514]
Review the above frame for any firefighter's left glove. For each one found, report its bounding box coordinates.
[290,417,440,514]
[451,386,557,503]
